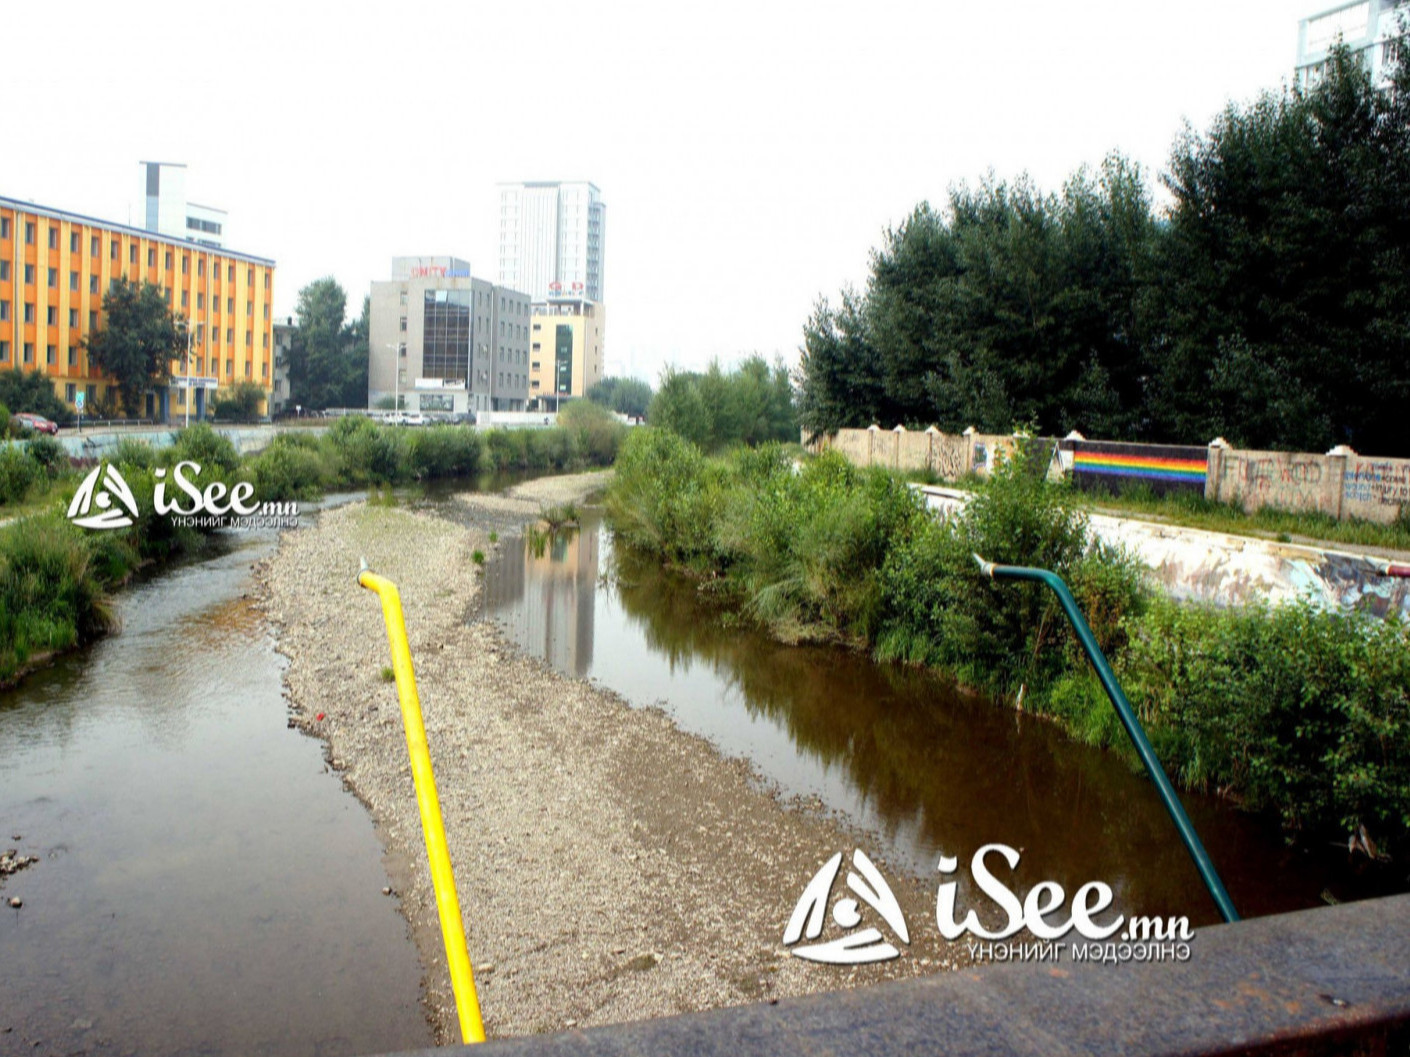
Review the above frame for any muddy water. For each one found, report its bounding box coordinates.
[483,513,1393,930]
[0,527,429,1057]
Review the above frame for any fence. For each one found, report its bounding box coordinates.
[810,426,1410,526]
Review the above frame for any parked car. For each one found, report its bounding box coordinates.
[403,413,426,426]
[381,412,407,426]
[13,412,59,435]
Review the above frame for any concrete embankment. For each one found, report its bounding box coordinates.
[914,485,1410,620]
[257,472,965,1042]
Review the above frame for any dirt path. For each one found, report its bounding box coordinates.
[256,472,965,1043]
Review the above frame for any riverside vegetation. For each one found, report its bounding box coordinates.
[606,428,1410,860]
[0,403,625,685]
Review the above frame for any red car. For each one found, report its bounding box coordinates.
[13,412,59,435]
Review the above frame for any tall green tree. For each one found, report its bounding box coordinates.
[288,278,367,409]
[83,279,184,415]
[649,357,796,450]
[587,376,653,418]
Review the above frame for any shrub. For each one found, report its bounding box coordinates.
[26,435,69,478]
[167,422,241,474]
[246,442,328,501]
[113,436,156,471]
[559,400,625,464]
[328,415,401,483]
[406,426,481,480]
[0,445,40,506]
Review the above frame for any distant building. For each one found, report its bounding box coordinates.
[1296,0,1407,89]
[497,181,606,303]
[1,194,275,420]
[271,316,294,414]
[367,256,531,414]
[529,299,605,408]
[140,162,228,248]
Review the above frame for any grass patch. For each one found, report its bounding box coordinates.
[380,666,396,682]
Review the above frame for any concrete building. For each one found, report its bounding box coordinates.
[497,182,606,303]
[367,256,531,415]
[1,194,275,420]
[1296,0,1407,89]
[528,299,605,408]
[140,162,228,248]
[271,316,294,414]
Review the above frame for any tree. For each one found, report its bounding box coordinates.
[587,376,653,418]
[83,279,183,415]
[288,278,368,409]
[0,369,74,426]
[649,358,797,451]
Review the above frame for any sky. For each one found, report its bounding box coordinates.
[3,1,1321,383]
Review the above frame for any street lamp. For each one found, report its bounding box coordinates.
[183,315,204,427]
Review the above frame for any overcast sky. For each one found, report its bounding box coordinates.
[4,1,1319,383]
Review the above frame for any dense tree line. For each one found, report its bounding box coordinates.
[649,356,796,451]
[798,44,1410,456]
[587,375,653,418]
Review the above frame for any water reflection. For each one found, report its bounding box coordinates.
[483,513,1393,928]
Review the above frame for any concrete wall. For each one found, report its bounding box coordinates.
[18,425,328,462]
[817,427,1410,526]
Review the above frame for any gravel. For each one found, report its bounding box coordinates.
[256,471,966,1043]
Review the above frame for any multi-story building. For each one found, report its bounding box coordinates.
[141,161,228,249]
[0,194,275,420]
[528,299,605,409]
[1296,0,1407,89]
[368,257,531,415]
[497,182,606,303]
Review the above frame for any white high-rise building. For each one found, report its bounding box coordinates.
[497,181,605,303]
[139,161,227,248]
[1296,0,1407,90]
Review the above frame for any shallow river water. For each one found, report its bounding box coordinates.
[482,512,1396,930]
[0,526,429,1057]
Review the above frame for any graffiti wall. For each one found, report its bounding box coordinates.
[1065,440,1208,496]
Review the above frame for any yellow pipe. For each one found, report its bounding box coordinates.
[358,565,486,1045]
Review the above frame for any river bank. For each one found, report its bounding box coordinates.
[256,471,967,1043]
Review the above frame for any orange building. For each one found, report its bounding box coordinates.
[0,195,275,420]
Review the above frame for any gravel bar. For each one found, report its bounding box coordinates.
[256,471,965,1043]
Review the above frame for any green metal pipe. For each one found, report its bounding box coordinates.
[973,554,1240,924]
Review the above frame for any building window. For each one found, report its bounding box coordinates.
[25,222,36,244]
[69,308,78,327]
[110,239,119,260]
[0,261,7,281]
[90,275,98,294]
[262,332,269,347]
[165,251,173,269]
[197,294,205,310]
[262,361,268,379]
[263,304,269,320]
[181,256,189,275]
[91,235,99,256]
[24,342,34,363]
[48,268,58,288]
[69,232,79,253]
[263,273,269,290]
[211,324,218,343]
[68,347,77,367]
[245,361,252,378]
[180,291,188,308]
[0,341,8,361]
[47,344,57,365]
[130,244,137,264]
[47,306,58,325]
[226,328,233,345]
[227,297,234,314]
[247,267,254,285]
[0,300,7,321]
[48,226,58,250]
[24,303,34,323]
[24,264,33,284]
[149,248,156,267]
[70,271,79,291]
[89,311,97,330]
[245,301,253,317]
[226,358,233,375]
[0,217,10,238]
[244,330,252,346]
[227,264,235,281]
[198,258,205,277]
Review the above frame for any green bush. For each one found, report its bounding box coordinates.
[113,436,156,471]
[0,445,40,506]
[26,435,68,478]
[327,415,401,483]
[406,426,481,480]
[167,422,241,474]
[246,442,329,501]
[559,400,625,464]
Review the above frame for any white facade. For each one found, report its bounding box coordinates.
[497,181,606,303]
[140,161,227,247]
[1296,0,1407,90]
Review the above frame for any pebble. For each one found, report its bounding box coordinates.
[8,897,22,908]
